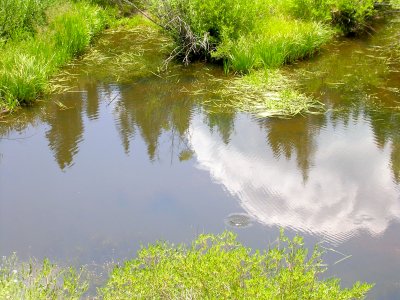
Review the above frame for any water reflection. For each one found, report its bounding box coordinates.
[0,16,399,245]
[190,112,400,243]
[45,93,84,170]
[1,16,400,300]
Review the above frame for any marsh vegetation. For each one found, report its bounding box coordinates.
[0,0,396,116]
[0,1,398,298]
[1,232,373,299]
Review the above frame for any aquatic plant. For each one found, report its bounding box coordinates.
[0,254,88,300]
[100,231,372,299]
[204,70,325,118]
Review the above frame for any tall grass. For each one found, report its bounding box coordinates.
[219,18,333,73]
[0,1,112,110]
[0,0,52,43]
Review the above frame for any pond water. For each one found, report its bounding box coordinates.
[1,17,400,299]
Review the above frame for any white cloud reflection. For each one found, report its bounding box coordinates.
[190,115,400,243]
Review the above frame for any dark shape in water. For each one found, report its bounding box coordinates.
[225,213,254,228]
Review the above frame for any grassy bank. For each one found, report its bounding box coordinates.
[145,0,392,117]
[148,0,386,72]
[0,0,114,111]
[0,232,372,299]
[0,0,395,115]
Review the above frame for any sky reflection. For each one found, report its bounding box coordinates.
[190,113,400,244]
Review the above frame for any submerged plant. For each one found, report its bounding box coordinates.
[100,231,372,299]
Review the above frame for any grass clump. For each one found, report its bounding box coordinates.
[0,254,88,300]
[0,1,113,111]
[100,231,372,299]
[0,0,52,43]
[218,17,333,73]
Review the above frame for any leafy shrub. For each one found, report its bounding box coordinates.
[279,0,383,34]
[100,231,372,299]
[147,0,266,63]
[330,0,380,34]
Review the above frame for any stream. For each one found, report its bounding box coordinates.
[1,15,400,299]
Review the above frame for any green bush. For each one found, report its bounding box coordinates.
[100,231,372,299]
[278,0,383,33]
[330,0,380,34]
[147,0,266,63]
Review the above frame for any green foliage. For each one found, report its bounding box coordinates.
[0,0,52,43]
[149,0,263,43]
[0,254,88,300]
[100,231,372,299]
[276,0,383,34]
[0,1,112,109]
[217,18,333,73]
[149,0,388,71]
[277,0,332,21]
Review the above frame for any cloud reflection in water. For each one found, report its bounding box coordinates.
[190,114,400,244]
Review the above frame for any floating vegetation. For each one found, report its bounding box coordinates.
[192,70,324,118]
[50,15,174,89]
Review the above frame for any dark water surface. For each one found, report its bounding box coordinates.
[1,18,400,298]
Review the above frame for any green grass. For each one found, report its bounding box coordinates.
[0,0,113,111]
[217,17,333,73]
[145,0,391,118]
[0,254,88,300]
[100,231,372,299]
[149,0,389,72]
[0,232,373,299]
[0,0,52,43]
